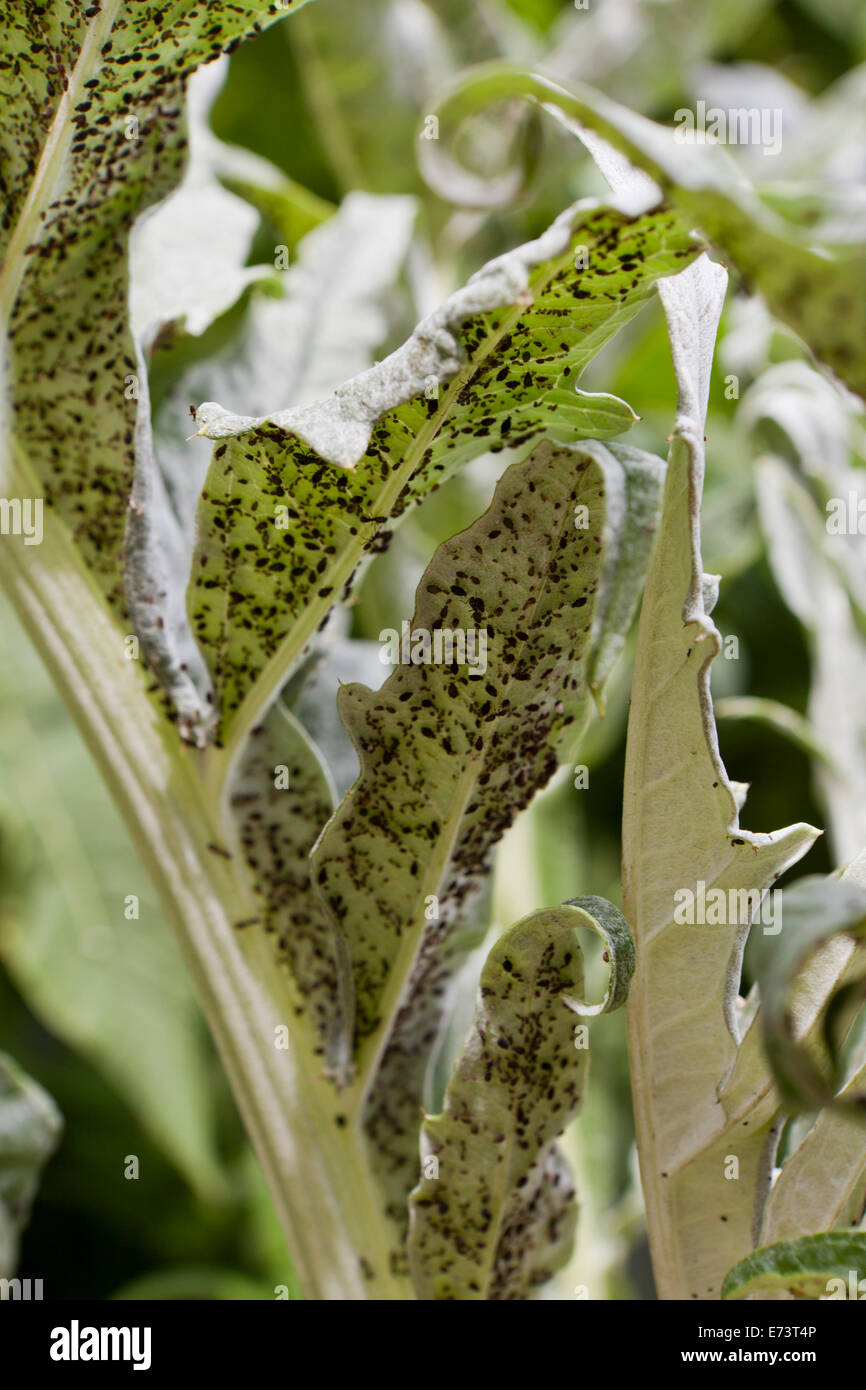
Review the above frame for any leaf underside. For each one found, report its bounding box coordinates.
[422,65,866,401]
[622,256,820,1301]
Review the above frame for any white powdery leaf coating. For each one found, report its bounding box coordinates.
[129,58,268,343]
[194,197,631,468]
[237,190,418,411]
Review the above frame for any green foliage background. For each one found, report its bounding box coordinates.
[2,0,864,1299]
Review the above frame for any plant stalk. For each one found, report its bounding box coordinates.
[0,478,411,1301]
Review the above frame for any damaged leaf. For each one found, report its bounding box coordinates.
[407,897,633,1300]
[188,198,698,749]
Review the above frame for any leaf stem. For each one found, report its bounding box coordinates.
[0,457,410,1300]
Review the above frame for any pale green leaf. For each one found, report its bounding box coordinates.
[284,0,454,193]
[226,699,348,1064]
[759,851,866,1245]
[129,58,270,345]
[714,697,835,769]
[750,875,866,1115]
[290,636,385,798]
[621,256,819,1301]
[131,188,416,741]
[756,455,866,864]
[545,0,773,111]
[313,436,663,1248]
[152,189,418,564]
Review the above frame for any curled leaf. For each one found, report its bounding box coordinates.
[418,62,866,400]
[407,898,633,1300]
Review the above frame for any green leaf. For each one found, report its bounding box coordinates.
[1,0,316,614]
[758,853,866,1246]
[112,1266,273,1301]
[621,256,820,1300]
[179,53,335,261]
[750,875,866,1115]
[545,0,772,111]
[125,339,217,744]
[748,366,866,864]
[714,697,835,769]
[0,1052,62,1280]
[312,436,663,1059]
[149,189,416,608]
[419,64,866,401]
[722,1232,866,1300]
[312,435,661,1254]
[187,198,699,752]
[290,636,385,798]
[407,897,633,1301]
[131,189,416,742]
[283,0,454,194]
[757,457,866,865]
[226,699,349,1063]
